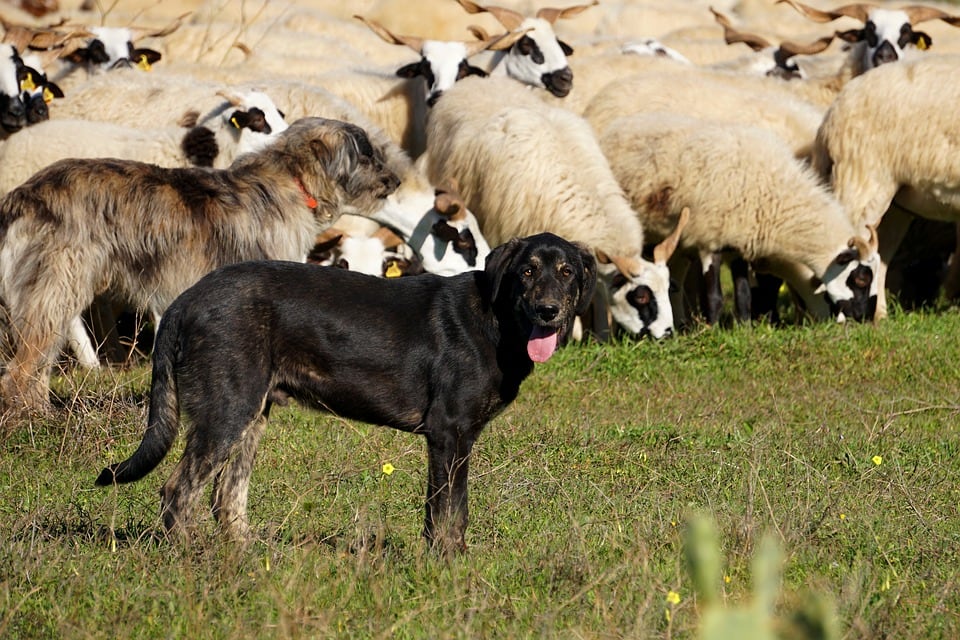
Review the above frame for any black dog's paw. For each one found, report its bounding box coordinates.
[181,126,219,167]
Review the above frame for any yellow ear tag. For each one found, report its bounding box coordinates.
[20,73,36,92]
[917,37,929,51]
[230,116,241,129]
[137,55,152,71]
[42,87,55,104]
[385,261,402,278]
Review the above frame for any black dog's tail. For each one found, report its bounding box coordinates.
[95,311,182,486]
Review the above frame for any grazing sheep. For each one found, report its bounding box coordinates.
[597,112,881,325]
[0,117,400,416]
[811,53,960,320]
[420,75,687,339]
[0,88,288,195]
[308,222,424,278]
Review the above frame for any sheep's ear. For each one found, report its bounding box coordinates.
[229,109,251,130]
[557,39,574,56]
[43,80,64,100]
[432,220,460,243]
[396,60,426,78]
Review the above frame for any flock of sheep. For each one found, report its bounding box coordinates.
[2,0,960,372]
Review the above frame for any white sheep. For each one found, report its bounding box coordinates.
[582,66,825,160]
[811,53,960,320]
[0,43,29,136]
[0,88,287,196]
[595,111,881,325]
[419,75,688,339]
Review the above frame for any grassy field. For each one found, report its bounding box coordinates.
[1,306,959,639]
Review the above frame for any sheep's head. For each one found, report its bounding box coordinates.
[455,0,597,98]
[219,89,289,155]
[815,223,880,322]
[777,0,960,71]
[599,207,690,339]
[355,15,525,107]
[308,227,422,277]
[430,177,484,268]
[60,13,187,73]
[711,7,835,79]
[0,44,28,133]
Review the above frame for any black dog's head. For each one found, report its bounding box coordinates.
[485,232,596,362]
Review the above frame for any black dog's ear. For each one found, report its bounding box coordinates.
[485,237,523,301]
[574,242,597,316]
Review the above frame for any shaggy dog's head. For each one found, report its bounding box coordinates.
[276,117,401,219]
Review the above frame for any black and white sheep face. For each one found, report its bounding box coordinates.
[397,40,487,107]
[225,90,289,155]
[0,44,28,133]
[817,246,880,322]
[606,261,675,339]
[503,18,574,98]
[71,27,162,72]
[839,9,932,69]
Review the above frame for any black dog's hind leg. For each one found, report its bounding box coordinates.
[211,412,269,541]
[423,429,477,555]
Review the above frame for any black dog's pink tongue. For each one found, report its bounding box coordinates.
[527,326,558,363]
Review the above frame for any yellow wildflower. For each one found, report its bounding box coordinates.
[872,455,883,466]
[382,462,395,476]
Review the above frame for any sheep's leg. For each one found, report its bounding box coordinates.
[66,315,100,369]
[699,251,724,325]
[874,206,913,321]
[729,257,752,324]
[942,224,960,302]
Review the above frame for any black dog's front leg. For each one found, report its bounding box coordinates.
[423,430,476,555]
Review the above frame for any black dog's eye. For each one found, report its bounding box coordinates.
[522,267,534,278]
[559,265,573,278]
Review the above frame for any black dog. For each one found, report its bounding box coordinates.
[96,232,596,553]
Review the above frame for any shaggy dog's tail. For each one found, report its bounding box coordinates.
[95,310,182,486]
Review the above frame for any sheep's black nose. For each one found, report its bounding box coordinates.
[537,303,560,321]
[542,67,573,97]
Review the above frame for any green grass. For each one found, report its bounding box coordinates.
[2,309,960,638]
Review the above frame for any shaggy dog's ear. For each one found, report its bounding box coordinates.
[574,242,597,316]
[485,237,524,302]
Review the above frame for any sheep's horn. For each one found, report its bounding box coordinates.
[434,177,468,221]
[605,254,644,280]
[127,11,190,41]
[776,34,835,58]
[653,207,690,265]
[776,0,871,23]
[466,24,534,54]
[847,223,878,260]
[314,229,345,250]
[902,5,960,26]
[710,7,772,51]
[372,225,406,249]
[536,1,598,25]
[455,0,524,31]
[215,89,243,106]
[354,15,424,53]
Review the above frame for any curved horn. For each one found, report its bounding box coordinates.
[776,34,835,58]
[599,253,643,279]
[653,207,690,265]
[455,0,525,31]
[354,15,424,53]
[710,7,772,51]
[127,11,190,42]
[215,89,243,107]
[847,223,878,260]
[776,0,872,23]
[902,5,960,26]
[536,1,598,24]
[434,177,468,221]
[372,225,406,249]
[466,26,532,55]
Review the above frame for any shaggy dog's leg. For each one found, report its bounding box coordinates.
[424,430,477,554]
[211,413,268,541]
